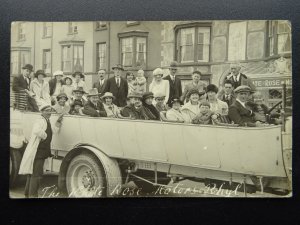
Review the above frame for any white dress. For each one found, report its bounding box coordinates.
[30,78,51,108]
[149,80,170,104]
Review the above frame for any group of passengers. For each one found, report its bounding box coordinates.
[12,62,281,127]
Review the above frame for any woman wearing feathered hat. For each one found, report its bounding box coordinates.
[149,68,169,105]
[29,70,51,108]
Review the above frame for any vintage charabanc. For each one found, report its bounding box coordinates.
[10,88,292,197]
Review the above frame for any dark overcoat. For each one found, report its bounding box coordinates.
[82,100,107,117]
[163,75,182,105]
[103,77,128,107]
[228,100,256,127]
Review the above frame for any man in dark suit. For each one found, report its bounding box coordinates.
[82,88,107,117]
[228,85,264,127]
[163,61,182,105]
[224,63,256,91]
[103,64,128,107]
[12,64,39,111]
[218,79,236,107]
[93,69,107,97]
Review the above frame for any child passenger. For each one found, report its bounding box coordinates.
[192,102,218,125]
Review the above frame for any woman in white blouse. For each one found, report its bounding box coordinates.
[206,84,228,115]
[30,70,51,108]
[149,68,169,105]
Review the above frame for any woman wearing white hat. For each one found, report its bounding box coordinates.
[101,92,122,118]
[149,68,169,105]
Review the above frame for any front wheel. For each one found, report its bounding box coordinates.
[66,153,106,197]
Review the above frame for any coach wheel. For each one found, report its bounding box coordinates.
[66,153,106,197]
[133,171,171,193]
[10,148,22,187]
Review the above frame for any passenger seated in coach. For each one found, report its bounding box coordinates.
[69,99,85,116]
[82,88,107,117]
[154,92,169,112]
[165,98,185,122]
[142,92,161,121]
[101,92,122,118]
[192,102,218,125]
[181,89,206,123]
[246,91,281,125]
[120,93,149,120]
[53,93,70,114]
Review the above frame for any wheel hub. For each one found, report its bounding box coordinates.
[82,170,95,190]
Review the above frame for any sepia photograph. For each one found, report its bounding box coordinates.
[9,20,292,198]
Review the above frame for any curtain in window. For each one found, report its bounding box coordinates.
[197,27,210,62]
[180,28,194,62]
[136,37,146,66]
[74,45,83,72]
[277,21,291,53]
[98,43,106,69]
[121,38,133,66]
[62,46,71,72]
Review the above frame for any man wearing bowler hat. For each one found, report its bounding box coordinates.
[103,64,128,107]
[82,88,107,117]
[12,64,39,111]
[163,61,182,106]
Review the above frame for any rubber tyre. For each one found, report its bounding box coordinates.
[66,153,107,197]
[134,170,171,193]
[10,148,22,187]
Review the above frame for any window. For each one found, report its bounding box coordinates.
[96,21,107,30]
[10,49,31,75]
[277,21,291,54]
[120,36,147,68]
[68,22,78,34]
[176,26,211,63]
[43,49,51,74]
[268,21,276,56]
[18,22,26,41]
[126,21,140,26]
[268,20,291,56]
[43,22,52,37]
[61,44,84,72]
[97,43,106,70]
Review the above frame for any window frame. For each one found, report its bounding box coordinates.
[68,22,78,35]
[18,22,26,41]
[96,42,107,71]
[10,47,31,75]
[174,22,212,64]
[60,42,85,73]
[95,21,108,30]
[43,22,52,38]
[42,49,51,74]
[267,20,291,57]
[118,31,148,69]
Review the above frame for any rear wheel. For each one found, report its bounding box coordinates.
[66,153,106,197]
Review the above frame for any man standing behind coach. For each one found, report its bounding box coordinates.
[93,69,107,97]
[103,64,128,107]
[163,61,182,106]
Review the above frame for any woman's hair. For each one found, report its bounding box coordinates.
[126,72,135,79]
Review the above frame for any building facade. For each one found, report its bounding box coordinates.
[11,20,291,107]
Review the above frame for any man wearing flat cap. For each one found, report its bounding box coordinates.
[103,64,128,107]
[163,61,182,106]
[224,63,256,91]
[19,103,63,197]
[12,64,39,111]
[228,85,263,127]
[82,88,107,117]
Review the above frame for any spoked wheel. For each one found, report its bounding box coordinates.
[66,153,106,198]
